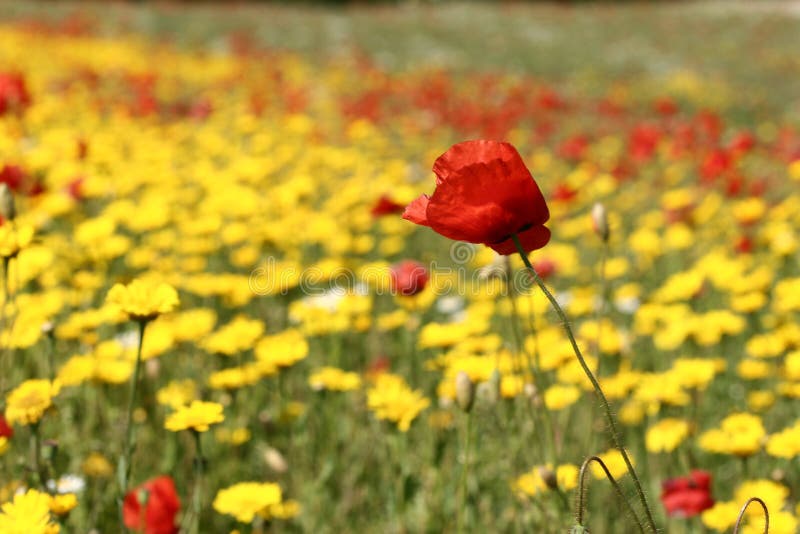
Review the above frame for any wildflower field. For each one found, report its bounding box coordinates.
[1,2,800,533]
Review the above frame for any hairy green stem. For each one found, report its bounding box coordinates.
[512,234,657,533]
[733,497,769,534]
[576,456,646,534]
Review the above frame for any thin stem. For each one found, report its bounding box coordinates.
[505,260,558,465]
[733,497,769,534]
[456,412,472,534]
[576,455,646,534]
[31,422,43,488]
[0,257,9,396]
[512,234,657,533]
[594,241,608,375]
[117,319,148,522]
[192,430,204,534]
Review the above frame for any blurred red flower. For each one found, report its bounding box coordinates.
[390,260,429,297]
[0,414,13,439]
[660,470,714,518]
[123,475,180,534]
[0,72,31,115]
[403,140,550,255]
[371,194,405,217]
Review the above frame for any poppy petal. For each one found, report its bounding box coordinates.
[488,225,551,255]
[402,195,431,226]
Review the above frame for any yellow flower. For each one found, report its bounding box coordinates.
[164,401,224,432]
[201,316,264,356]
[734,479,789,520]
[646,418,690,453]
[255,329,308,368]
[5,379,60,426]
[367,374,430,432]
[0,488,59,534]
[513,464,580,498]
[0,224,34,259]
[741,510,797,534]
[48,494,77,516]
[308,367,361,392]
[701,501,740,532]
[261,499,301,520]
[591,449,633,480]
[543,384,581,410]
[81,452,113,478]
[156,379,198,409]
[106,278,179,322]
[766,421,800,458]
[699,413,765,457]
[213,482,282,523]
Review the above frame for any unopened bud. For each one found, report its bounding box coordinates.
[264,447,288,473]
[145,358,160,379]
[455,371,475,413]
[0,184,15,221]
[524,383,541,407]
[591,202,609,242]
[537,466,558,490]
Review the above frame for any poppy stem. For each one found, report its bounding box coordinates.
[733,497,769,534]
[575,455,646,534]
[117,319,148,524]
[511,234,658,533]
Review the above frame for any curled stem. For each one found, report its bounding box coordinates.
[733,497,769,534]
[576,456,645,534]
[512,234,657,533]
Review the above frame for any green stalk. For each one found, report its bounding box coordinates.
[456,412,472,534]
[512,234,657,533]
[191,430,204,534]
[117,319,148,523]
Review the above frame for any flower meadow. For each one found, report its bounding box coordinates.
[0,8,800,534]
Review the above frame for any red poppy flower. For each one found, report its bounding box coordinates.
[371,194,405,218]
[403,140,550,255]
[390,260,429,297]
[123,475,180,534]
[660,470,714,518]
[0,414,12,439]
[0,72,31,115]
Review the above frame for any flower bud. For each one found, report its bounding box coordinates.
[0,184,15,221]
[591,202,609,242]
[264,446,288,473]
[455,371,475,413]
[537,466,558,490]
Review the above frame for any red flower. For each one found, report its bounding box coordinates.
[371,194,405,218]
[0,414,12,439]
[0,72,31,115]
[123,476,180,534]
[403,140,550,255]
[660,470,714,518]
[390,260,429,296]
